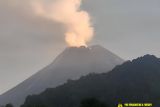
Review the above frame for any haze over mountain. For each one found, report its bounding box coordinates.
[1,0,160,97]
[22,55,160,107]
[0,45,124,106]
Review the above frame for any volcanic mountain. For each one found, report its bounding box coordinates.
[0,45,124,106]
[22,55,160,107]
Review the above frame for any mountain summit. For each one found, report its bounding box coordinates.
[0,45,124,106]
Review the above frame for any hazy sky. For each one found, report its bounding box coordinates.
[0,0,160,94]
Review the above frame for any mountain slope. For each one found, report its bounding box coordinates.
[0,45,124,106]
[22,55,160,107]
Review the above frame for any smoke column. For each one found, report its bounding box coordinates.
[32,0,94,47]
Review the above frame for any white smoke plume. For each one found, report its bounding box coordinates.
[32,0,94,47]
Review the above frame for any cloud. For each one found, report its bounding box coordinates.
[0,0,66,94]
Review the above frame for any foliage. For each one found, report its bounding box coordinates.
[80,98,108,107]
[5,104,13,107]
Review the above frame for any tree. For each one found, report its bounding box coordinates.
[5,104,13,107]
[80,98,108,107]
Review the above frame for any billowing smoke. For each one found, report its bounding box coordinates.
[32,0,94,47]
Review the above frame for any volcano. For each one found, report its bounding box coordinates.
[0,45,124,106]
[22,55,160,107]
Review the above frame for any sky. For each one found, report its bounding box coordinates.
[0,0,160,94]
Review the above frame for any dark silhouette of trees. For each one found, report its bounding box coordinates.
[21,104,46,107]
[80,98,108,107]
[22,55,160,107]
[5,104,13,107]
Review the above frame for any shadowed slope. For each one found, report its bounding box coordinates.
[0,45,124,106]
[22,55,160,107]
